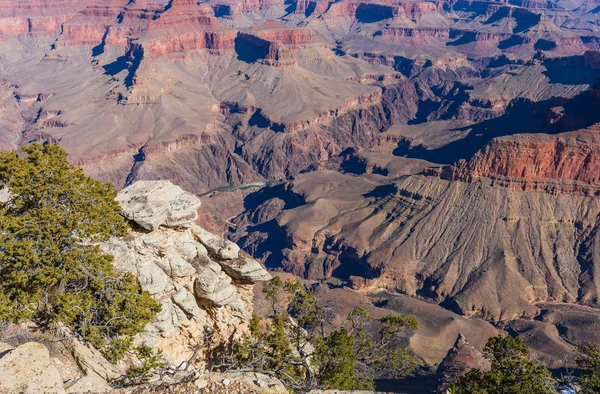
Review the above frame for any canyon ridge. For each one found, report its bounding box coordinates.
[2,0,600,389]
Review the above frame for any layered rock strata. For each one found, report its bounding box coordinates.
[103,180,271,365]
[442,131,600,196]
[231,164,600,321]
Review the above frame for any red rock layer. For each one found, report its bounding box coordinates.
[238,21,325,66]
[0,0,102,35]
[249,20,321,45]
[441,130,600,196]
[204,0,284,14]
[55,2,128,48]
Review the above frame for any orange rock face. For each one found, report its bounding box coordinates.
[0,0,102,35]
[465,133,600,184]
[439,128,600,196]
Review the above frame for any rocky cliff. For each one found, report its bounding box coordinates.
[231,159,600,321]
[436,334,490,392]
[0,180,273,393]
[1,0,598,194]
[445,130,600,196]
[103,180,271,367]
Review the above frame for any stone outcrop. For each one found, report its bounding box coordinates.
[436,334,490,392]
[1,0,597,197]
[236,21,325,66]
[0,342,290,394]
[116,180,202,231]
[191,372,288,393]
[0,180,275,393]
[0,342,66,394]
[105,180,271,365]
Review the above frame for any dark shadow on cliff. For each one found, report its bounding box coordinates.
[236,219,292,270]
[355,3,394,23]
[394,86,600,164]
[484,6,510,24]
[235,35,269,63]
[242,182,306,212]
[543,54,600,85]
[103,45,144,88]
[446,31,477,47]
[304,1,316,17]
[328,243,377,281]
[511,9,541,33]
[497,35,526,49]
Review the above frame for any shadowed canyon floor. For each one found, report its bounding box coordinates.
[2,0,600,386]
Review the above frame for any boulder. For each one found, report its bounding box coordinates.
[54,326,123,383]
[116,181,201,230]
[136,259,171,295]
[0,342,66,394]
[193,262,242,307]
[192,225,240,260]
[219,255,273,283]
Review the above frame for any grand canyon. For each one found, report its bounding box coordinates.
[1,0,600,392]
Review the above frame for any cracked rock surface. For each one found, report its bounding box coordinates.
[102,181,271,365]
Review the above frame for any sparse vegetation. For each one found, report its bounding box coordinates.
[126,344,167,382]
[0,144,160,360]
[217,276,418,392]
[577,342,600,394]
[448,335,556,394]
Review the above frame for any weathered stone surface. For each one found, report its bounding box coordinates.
[192,225,240,260]
[193,262,242,308]
[195,372,289,393]
[65,373,112,394]
[116,181,201,230]
[137,259,172,295]
[219,255,273,283]
[101,181,270,365]
[0,342,66,394]
[437,334,491,392]
[54,326,123,383]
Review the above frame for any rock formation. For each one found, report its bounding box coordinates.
[0,180,273,393]
[1,0,600,381]
[116,180,202,231]
[0,338,289,394]
[0,342,66,394]
[102,180,271,366]
[436,334,490,392]
[0,0,598,194]
[447,131,600,195]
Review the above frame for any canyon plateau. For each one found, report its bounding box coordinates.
[2,0,600,390]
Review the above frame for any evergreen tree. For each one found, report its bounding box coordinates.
[0,144,160,360]
[577,342,600,394]
[228,277,417,392]
[313,328,358,390]
[449,335,556,394]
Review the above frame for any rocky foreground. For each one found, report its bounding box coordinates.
[0,180,282,393]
